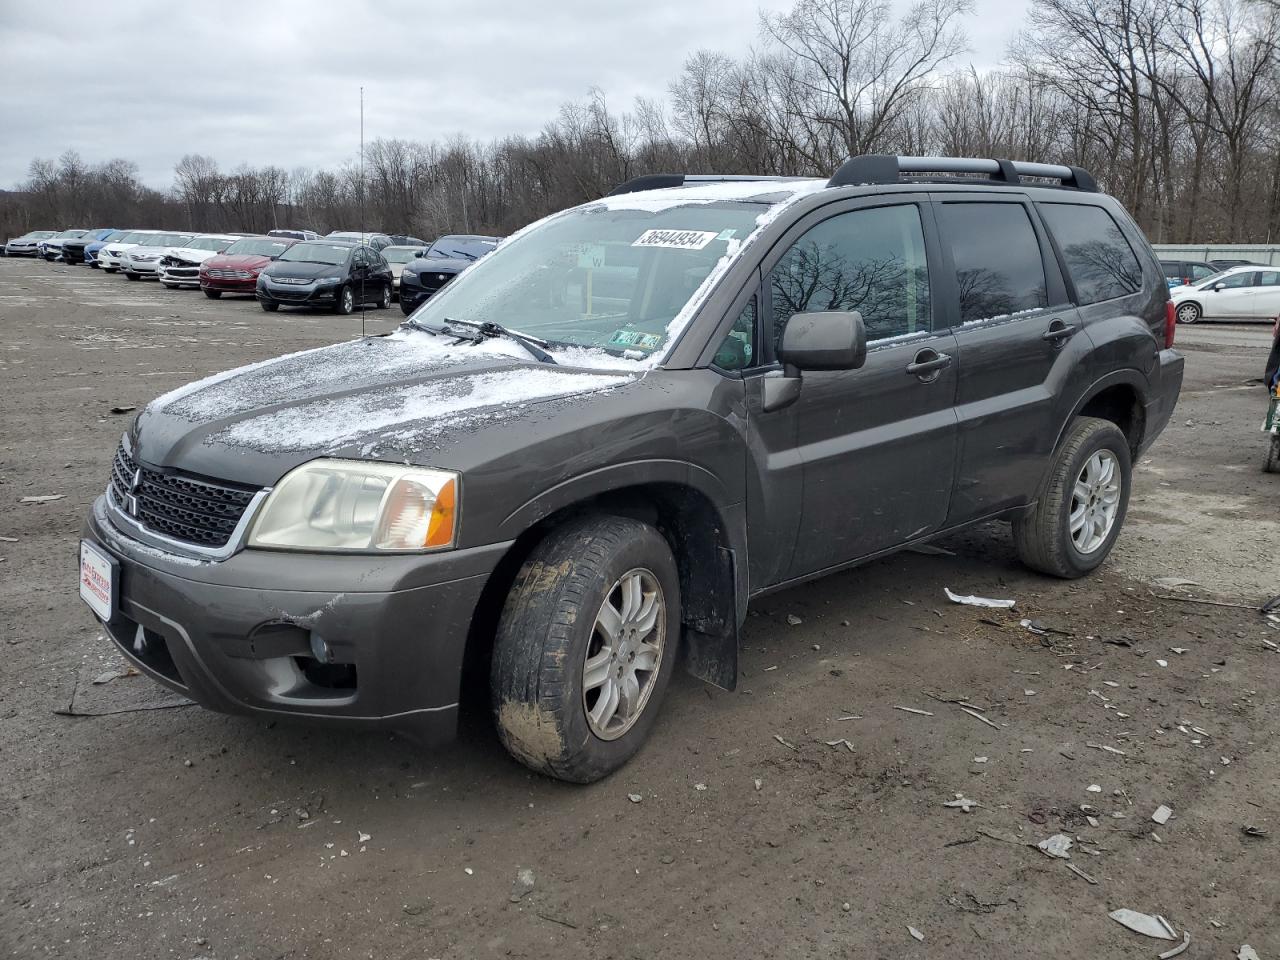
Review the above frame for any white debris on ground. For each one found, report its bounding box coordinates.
[944,587,1016,609]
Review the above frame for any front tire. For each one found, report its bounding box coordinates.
[260,300,279,312]
[492,516,681,783]
[334,285,354,315]
[1265,434,1280,473]
[203,289,222,299]
[1014,416,1132,579]
[124,272,140,281]
[1175,302,1201,324]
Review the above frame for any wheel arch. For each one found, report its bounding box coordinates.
[1056,372,1148,458]
[461,463,746,704]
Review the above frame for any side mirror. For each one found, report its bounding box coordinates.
[414,251,424,258]
[1212,282,1225,292]
[778,311,867,371]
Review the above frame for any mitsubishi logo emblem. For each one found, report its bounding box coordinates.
[126,469,142,517]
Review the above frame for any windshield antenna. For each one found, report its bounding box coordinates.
[359,85,366,339]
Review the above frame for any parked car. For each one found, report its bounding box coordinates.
[267,228,319,242]
[61,228,121,266]
[38,229,90,261]
[1169,264,1280,323]
[97,230,164,272]
[1159,258,1217,289]
[256,238,393,313]
[121,232,197,280]
[83,229,135,266]
[1209,259,1260,270]
[379,244,426,297]
[325,230,392,251]
[158,235,241,289]
[398,234,500,314]
[386,234,427,246]
[198,236,297,298]
[3,230,57,256]
[78,155,1183,782]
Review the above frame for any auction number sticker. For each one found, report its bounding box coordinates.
[632,229,718,250]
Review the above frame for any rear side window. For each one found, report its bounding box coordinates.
[936,202,1047,324]
[768,204,932,345]
[1039,203,1142,305]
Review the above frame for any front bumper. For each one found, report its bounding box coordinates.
[124,259,162,276]
[83,494,506,742]
[160,265,201,286]
[4,245,38,256]
[257,278,342,306]
[1140,348,1185,454]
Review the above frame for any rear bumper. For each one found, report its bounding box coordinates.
[1141,348,1185,453]
[82,495,507,743]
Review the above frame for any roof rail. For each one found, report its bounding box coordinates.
[827,155,1098,192]
[607,174,807,197]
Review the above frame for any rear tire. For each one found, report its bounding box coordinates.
[1265,434,1280,473]
[492,516,681,783]
[1014,417,1132,579]
[1175,302,1201,324]
[203,289,222,299]
[376,283,391,309]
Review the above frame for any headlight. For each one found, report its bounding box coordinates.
[248,459,458,552]
[318,275,343,284]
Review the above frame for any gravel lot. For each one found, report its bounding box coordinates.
[2,256,1278,958]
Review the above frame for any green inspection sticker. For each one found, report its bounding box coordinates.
[608,329,662,349]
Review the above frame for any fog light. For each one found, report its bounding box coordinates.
[310,632,331,664]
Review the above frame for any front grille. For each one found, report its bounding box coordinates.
[108,441,259,548]
[270,289,312,302]
[205,268,251,280]
[164,267,199,278]
[272,277,310,285]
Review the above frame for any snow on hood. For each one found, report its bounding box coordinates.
[164,246,222,264]
[212,367,631,456]
[141,328,636,458]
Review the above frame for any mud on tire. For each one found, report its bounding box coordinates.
[1014,416,1132,579]
[491,515,681,783]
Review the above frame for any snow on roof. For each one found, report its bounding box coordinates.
[586,178,827,213]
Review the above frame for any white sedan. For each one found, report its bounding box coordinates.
[158,234,240,288]
[121,232,196,279]
[1170,264,1280,323]
[98,230,164,272]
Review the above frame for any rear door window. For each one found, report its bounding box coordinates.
[935,202,1048,324]
[1038,203,1143,304]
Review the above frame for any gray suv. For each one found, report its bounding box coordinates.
[80,155,1184,782]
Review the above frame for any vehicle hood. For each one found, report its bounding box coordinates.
[132,329,639,485]
[42,238,67,248]
[164,246,221,265]
[202,253,273,271]
[262,261,347,281]
[125,243,175,258]
[103,242,142,255]
[405,256,470,277]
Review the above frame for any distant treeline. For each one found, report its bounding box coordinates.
[4,0,1280,245]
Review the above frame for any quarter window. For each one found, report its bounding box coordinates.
[1039,203,1143,305]
[768,204,931,347]
[713,298,756,371]
[936,202,1048,324]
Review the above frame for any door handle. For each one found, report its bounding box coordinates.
[1042,319,1078,344]
[906,349,953,380]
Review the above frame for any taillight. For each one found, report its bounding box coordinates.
[1164,300,1176,348]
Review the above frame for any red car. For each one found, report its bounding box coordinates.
[199,236,296,298]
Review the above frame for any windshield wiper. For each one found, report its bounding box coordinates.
[442,317,557,364]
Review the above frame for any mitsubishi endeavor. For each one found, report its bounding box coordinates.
[80,155,1184,783]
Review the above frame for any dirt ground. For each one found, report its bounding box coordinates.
[1,256,1277,959]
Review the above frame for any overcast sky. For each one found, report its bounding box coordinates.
[0,0,1026,190]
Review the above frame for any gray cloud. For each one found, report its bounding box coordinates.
[0,0,1023,190]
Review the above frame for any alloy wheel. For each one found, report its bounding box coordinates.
[582,568,666,740]
[1069,450,1121,554]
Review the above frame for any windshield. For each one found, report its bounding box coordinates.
[381,246,421,264]
[187,236,232,252]
[120,232,156,244]
[426,236,498,260]
[138,233,194,248]
[409,203,763,360]
[1196,269,1238,288]
[279,242,352,265]
[225,237,292,257]
[26,231,56,240]
[55,230,87,239]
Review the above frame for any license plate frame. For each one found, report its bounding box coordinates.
[79,540,118,622]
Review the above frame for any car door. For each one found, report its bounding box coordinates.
[745,198,959,582]
[351,248,369,303]
[1202,271,1256,318]
[1250,270,1280,318]
[933,194,1090,524]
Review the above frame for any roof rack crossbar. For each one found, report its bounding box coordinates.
[827,155,1097,192]
[607,174,806,197]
